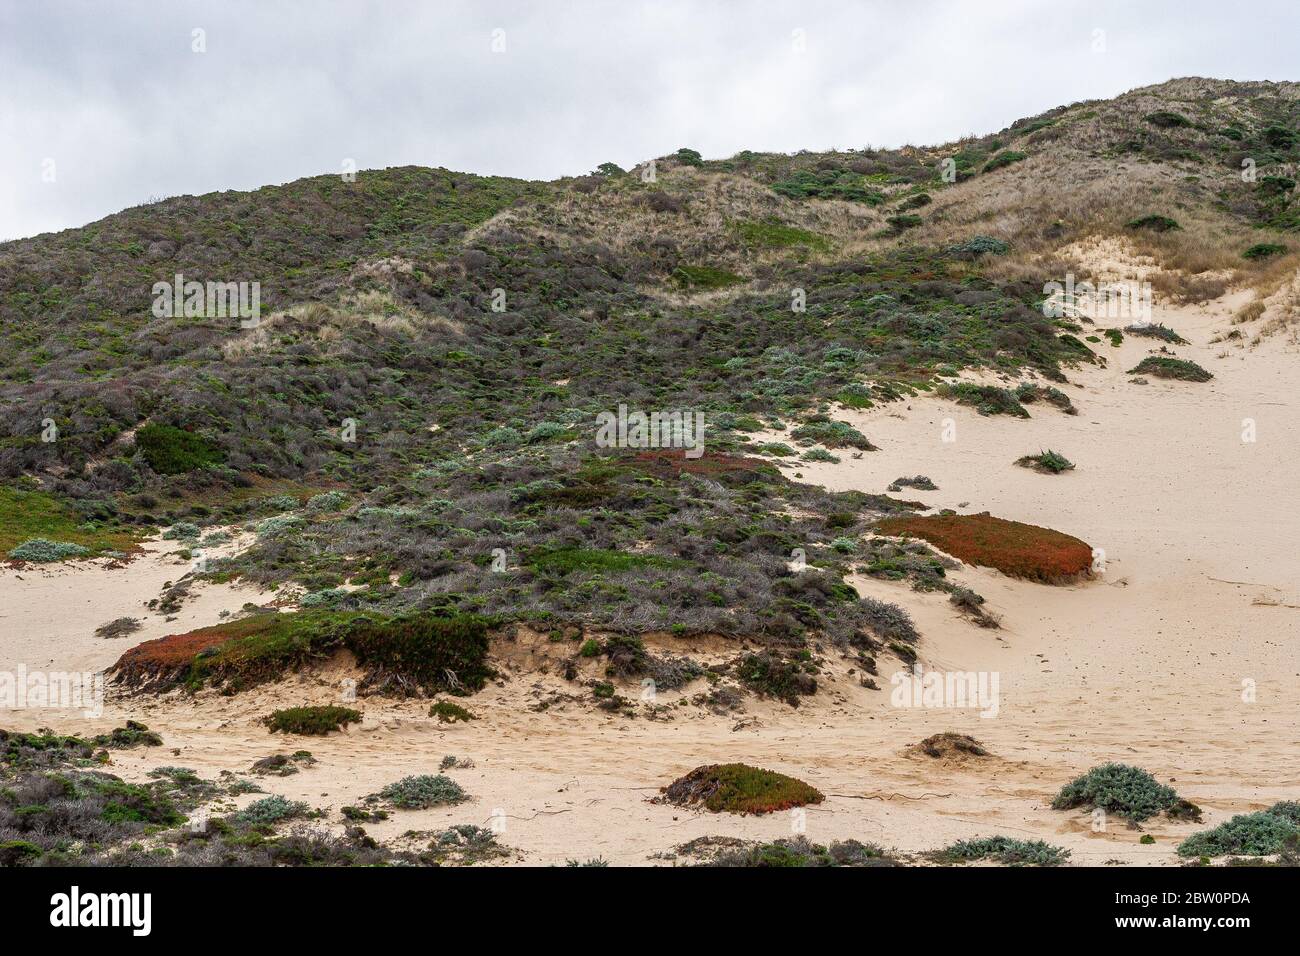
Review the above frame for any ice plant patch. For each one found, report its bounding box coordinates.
[874,512,1093,583]
[657,763,824,815]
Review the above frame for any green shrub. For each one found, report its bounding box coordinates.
[1144,110,1192,128]
[790,419,874,450]
[704,836,896,867]
[1124,322,1187,344]
[1177,802,1300,857]
[1016,450,1074,474]
[982,151,1027,173]
[255,514,304,538]
[374,774,468,809]
[937,382,1028,417]
[260,494,299,512]
[345,614,495,694]
[1243,242,1288,260]
[801,447,840,463]
[736,652,817,705]
[675,147,703,166]
[1261,125,1297,149]
[529,547,681,574]
[161,522,200,540]
[670,265,745,292]
[886,213,921,230]
[299,588,347,608]
[430,700,477,723]
[304,491,349,513]
[234,794,310,826]
[1051,763,1200,822]
[735,219,828,250]
[933,836,1069,866]
[525,421,569,443]
[948,235,1008,257]
[8,538,91,562]
[1126,214,1181,232]
[484,425,523,447]
[134,423,223,475]
[771,169,885,204]
[264,705,362,736]
[578,638,601,658]
[1127,356,1212,381]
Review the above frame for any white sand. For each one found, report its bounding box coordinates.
[3,256,1298,865]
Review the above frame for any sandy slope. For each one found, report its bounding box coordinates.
[3,258,1298,866]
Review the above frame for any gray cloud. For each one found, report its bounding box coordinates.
[2,0,1297,240]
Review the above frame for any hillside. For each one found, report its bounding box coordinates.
[4,75,1300,871]
[1,76,1298,651]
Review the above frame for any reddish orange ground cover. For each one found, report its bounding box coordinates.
[874,512,1093,583]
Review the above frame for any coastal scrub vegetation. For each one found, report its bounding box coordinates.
[1052,763,1202,823]
[264,705,362,736]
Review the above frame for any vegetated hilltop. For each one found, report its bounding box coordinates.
[1,78,1298,674]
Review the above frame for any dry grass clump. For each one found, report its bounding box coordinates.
[875,512,1093,584]
[913,732,991,761]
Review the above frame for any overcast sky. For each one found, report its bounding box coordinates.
[2,0,1297,241]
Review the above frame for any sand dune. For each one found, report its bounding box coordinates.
[3,260,1298,865]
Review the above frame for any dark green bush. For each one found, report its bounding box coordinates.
[134,423,223,475]
[736,651,817,705]
[1124,322,1186,344]
[1144,110,1192,129]
[429,700,476,722]
[982,151,1027,173]
[1016,450,1074,474]
[264,705,362,735]
[1128,356,1212,382]
[670,265,744,291]
[1243,242,1287,260]
[1126,214,1181,233]
[345,615,494,694]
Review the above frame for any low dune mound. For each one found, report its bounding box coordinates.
[657,763,824,815]
[874,512,1093,583]
[911,732,992,762]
